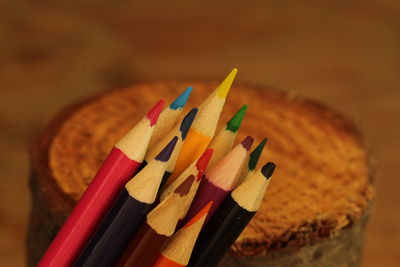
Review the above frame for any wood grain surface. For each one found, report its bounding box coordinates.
[0,1,399,266]
[28,81,372,265]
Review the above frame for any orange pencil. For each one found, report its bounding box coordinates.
[152,202,213,267]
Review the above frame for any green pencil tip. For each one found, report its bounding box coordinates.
[226,105,247,133]
[248,138,267,171]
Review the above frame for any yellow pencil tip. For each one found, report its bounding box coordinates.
[216,68,238,99]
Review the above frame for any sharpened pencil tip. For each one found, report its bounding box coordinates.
[241,136,254,151]
[195,149,214,181]
[170,86,193,110]
[180,108,198,140]
[226,105,247,133]
[155,136,179,162]
[174,175,195,196]
[261,162,276,179]
[184,201,213,228]
[216,68,238,99]
[248,138,267,171]
[147,99,166,126]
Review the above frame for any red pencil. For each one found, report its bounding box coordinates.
[38,99,165,267]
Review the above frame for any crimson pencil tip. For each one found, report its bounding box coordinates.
[147,99,165,126]
[180,108,198,140]
[155,136,178,162]
[241,136,254,151]
[261,162,276,179]
[174,175,195,196]
[195,149,214,181]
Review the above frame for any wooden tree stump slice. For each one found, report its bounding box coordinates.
[27,81,374,266]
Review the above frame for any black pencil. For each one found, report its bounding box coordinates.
[73,136,179,267]
[188,162,276,267]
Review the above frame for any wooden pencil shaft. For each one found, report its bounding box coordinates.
[73,190,151,267]
[146,108,198,175]
[160,149,211,202]
[115,223,168,267]
[157,203,211,266]
[139,161,171,191]
[206,105,247,170]
[149,88,191,149]
[206,130,235,169]
[188,196,254,267]
[125,136,178,205]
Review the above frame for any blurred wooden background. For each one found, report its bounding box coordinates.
[0,0,399,266]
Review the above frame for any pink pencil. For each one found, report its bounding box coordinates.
[38,100,165,267]
[182,136,254,226]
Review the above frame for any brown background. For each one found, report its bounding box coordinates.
[0,1,399,266]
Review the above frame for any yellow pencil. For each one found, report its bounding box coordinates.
[167,68,238,184]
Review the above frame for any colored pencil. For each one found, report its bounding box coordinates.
[182,136,254,226]
[73,136,179,267]
[149,87,193,149]
[167,68,238,184]
[237,138,267,184]
[144,108,198,188]
[38,99,165,267]
[188,162,276,267]
[160,149,214,224]
[206,104,247,170]
[153,202,213,267]
[115,175,195,267]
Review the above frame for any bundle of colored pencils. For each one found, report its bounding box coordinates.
[38,68,277,267]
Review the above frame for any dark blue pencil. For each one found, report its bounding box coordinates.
[73,137,179,267]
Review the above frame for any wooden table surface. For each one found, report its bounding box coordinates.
[0,1,399,266]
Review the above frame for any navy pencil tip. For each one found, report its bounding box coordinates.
[155,136,179,162]
[170,86,193,110]
[180,108,198,140]
[261,162,276,179]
